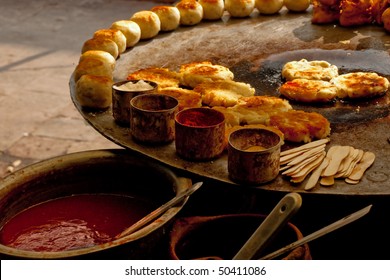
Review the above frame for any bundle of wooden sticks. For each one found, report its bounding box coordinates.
[280,138,376,190]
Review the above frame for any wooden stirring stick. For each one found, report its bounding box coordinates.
[304,157,330,190]
[115,182,203,239]
[347,151,375,182]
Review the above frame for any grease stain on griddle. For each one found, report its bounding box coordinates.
[231,48,390,124]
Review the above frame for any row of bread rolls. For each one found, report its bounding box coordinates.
[74,0,311,110]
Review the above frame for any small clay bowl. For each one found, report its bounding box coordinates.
[228,128,283,185]
[130,93,179,144]
[175,107,225,161]
[112,79,157,126]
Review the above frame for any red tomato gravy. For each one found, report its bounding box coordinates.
[0,194,157,252]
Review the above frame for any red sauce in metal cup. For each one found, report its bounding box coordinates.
[175,108,225,161]
[0,194,156,252]
[176,108,224,128]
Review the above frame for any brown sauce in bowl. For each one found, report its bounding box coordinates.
[0,194,156,252]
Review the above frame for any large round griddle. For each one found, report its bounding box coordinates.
[70,8,390,195]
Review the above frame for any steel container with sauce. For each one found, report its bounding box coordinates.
[112,79,157,126]
[0,149,192,259]
[175,107,226,161]
[130,93,179,144]
[228,128,283,185]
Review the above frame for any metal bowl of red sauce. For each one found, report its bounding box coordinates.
[0,149,192,259]
[175,107,225,161]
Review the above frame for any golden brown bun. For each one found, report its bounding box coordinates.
[74,57,113,82]
[224,0,255,18]
[127,67,181,89]
[179,61,234,88]
[157,86,202,110]
[151,6,181,31]
[198,0,225,20]
[279,79,338,103]
[269,110,331,143]
[255,0,284,14]
[93,29,127,54]
[81,37,119,59]
[75,75,113,110]
[130,11,161,39]
[79,50,116,71]
[284,0,311,12]
[110,20,141,47]
[176,0,204,25]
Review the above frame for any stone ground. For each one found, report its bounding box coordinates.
[0,0,175,178]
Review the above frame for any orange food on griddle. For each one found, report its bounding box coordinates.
[127,67,181,89]
[269,110,331,143]
[279,79,338,103]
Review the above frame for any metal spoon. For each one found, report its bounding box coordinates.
[233,192,302,260]
[116,181,203,239]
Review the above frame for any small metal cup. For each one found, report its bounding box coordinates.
[228,128,283,185]
[175,108,225,161]
[112,80,157,126]
[130,93,179,144]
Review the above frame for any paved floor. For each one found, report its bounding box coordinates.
[0,0,172,178]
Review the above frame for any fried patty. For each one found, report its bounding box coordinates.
[282,59,339,81]
[269,110,331,143]
[127,67,181,88]
[331,72,390,99]
[157,86,202,110]
[179,61,234,88]
[279,78,338,103]
[195,80,255,107]
[213,96,292,127]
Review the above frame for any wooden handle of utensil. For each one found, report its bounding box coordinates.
[233,192,302,260]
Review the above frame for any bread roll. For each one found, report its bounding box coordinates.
[93,29,127,54]
[130,11,161,39]
[199,0,225,20]
[255,0,284,14]
[110,20,141,47]
[151,6,181,31]
[75,74,113,110]
[74,57,113,82]
[225,0,255,18]
[79,50,116,71]
[176,0,204,26]
[284,0,311,12]
[81,37,119,59]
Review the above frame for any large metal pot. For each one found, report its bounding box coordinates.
[0,149,192,259]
